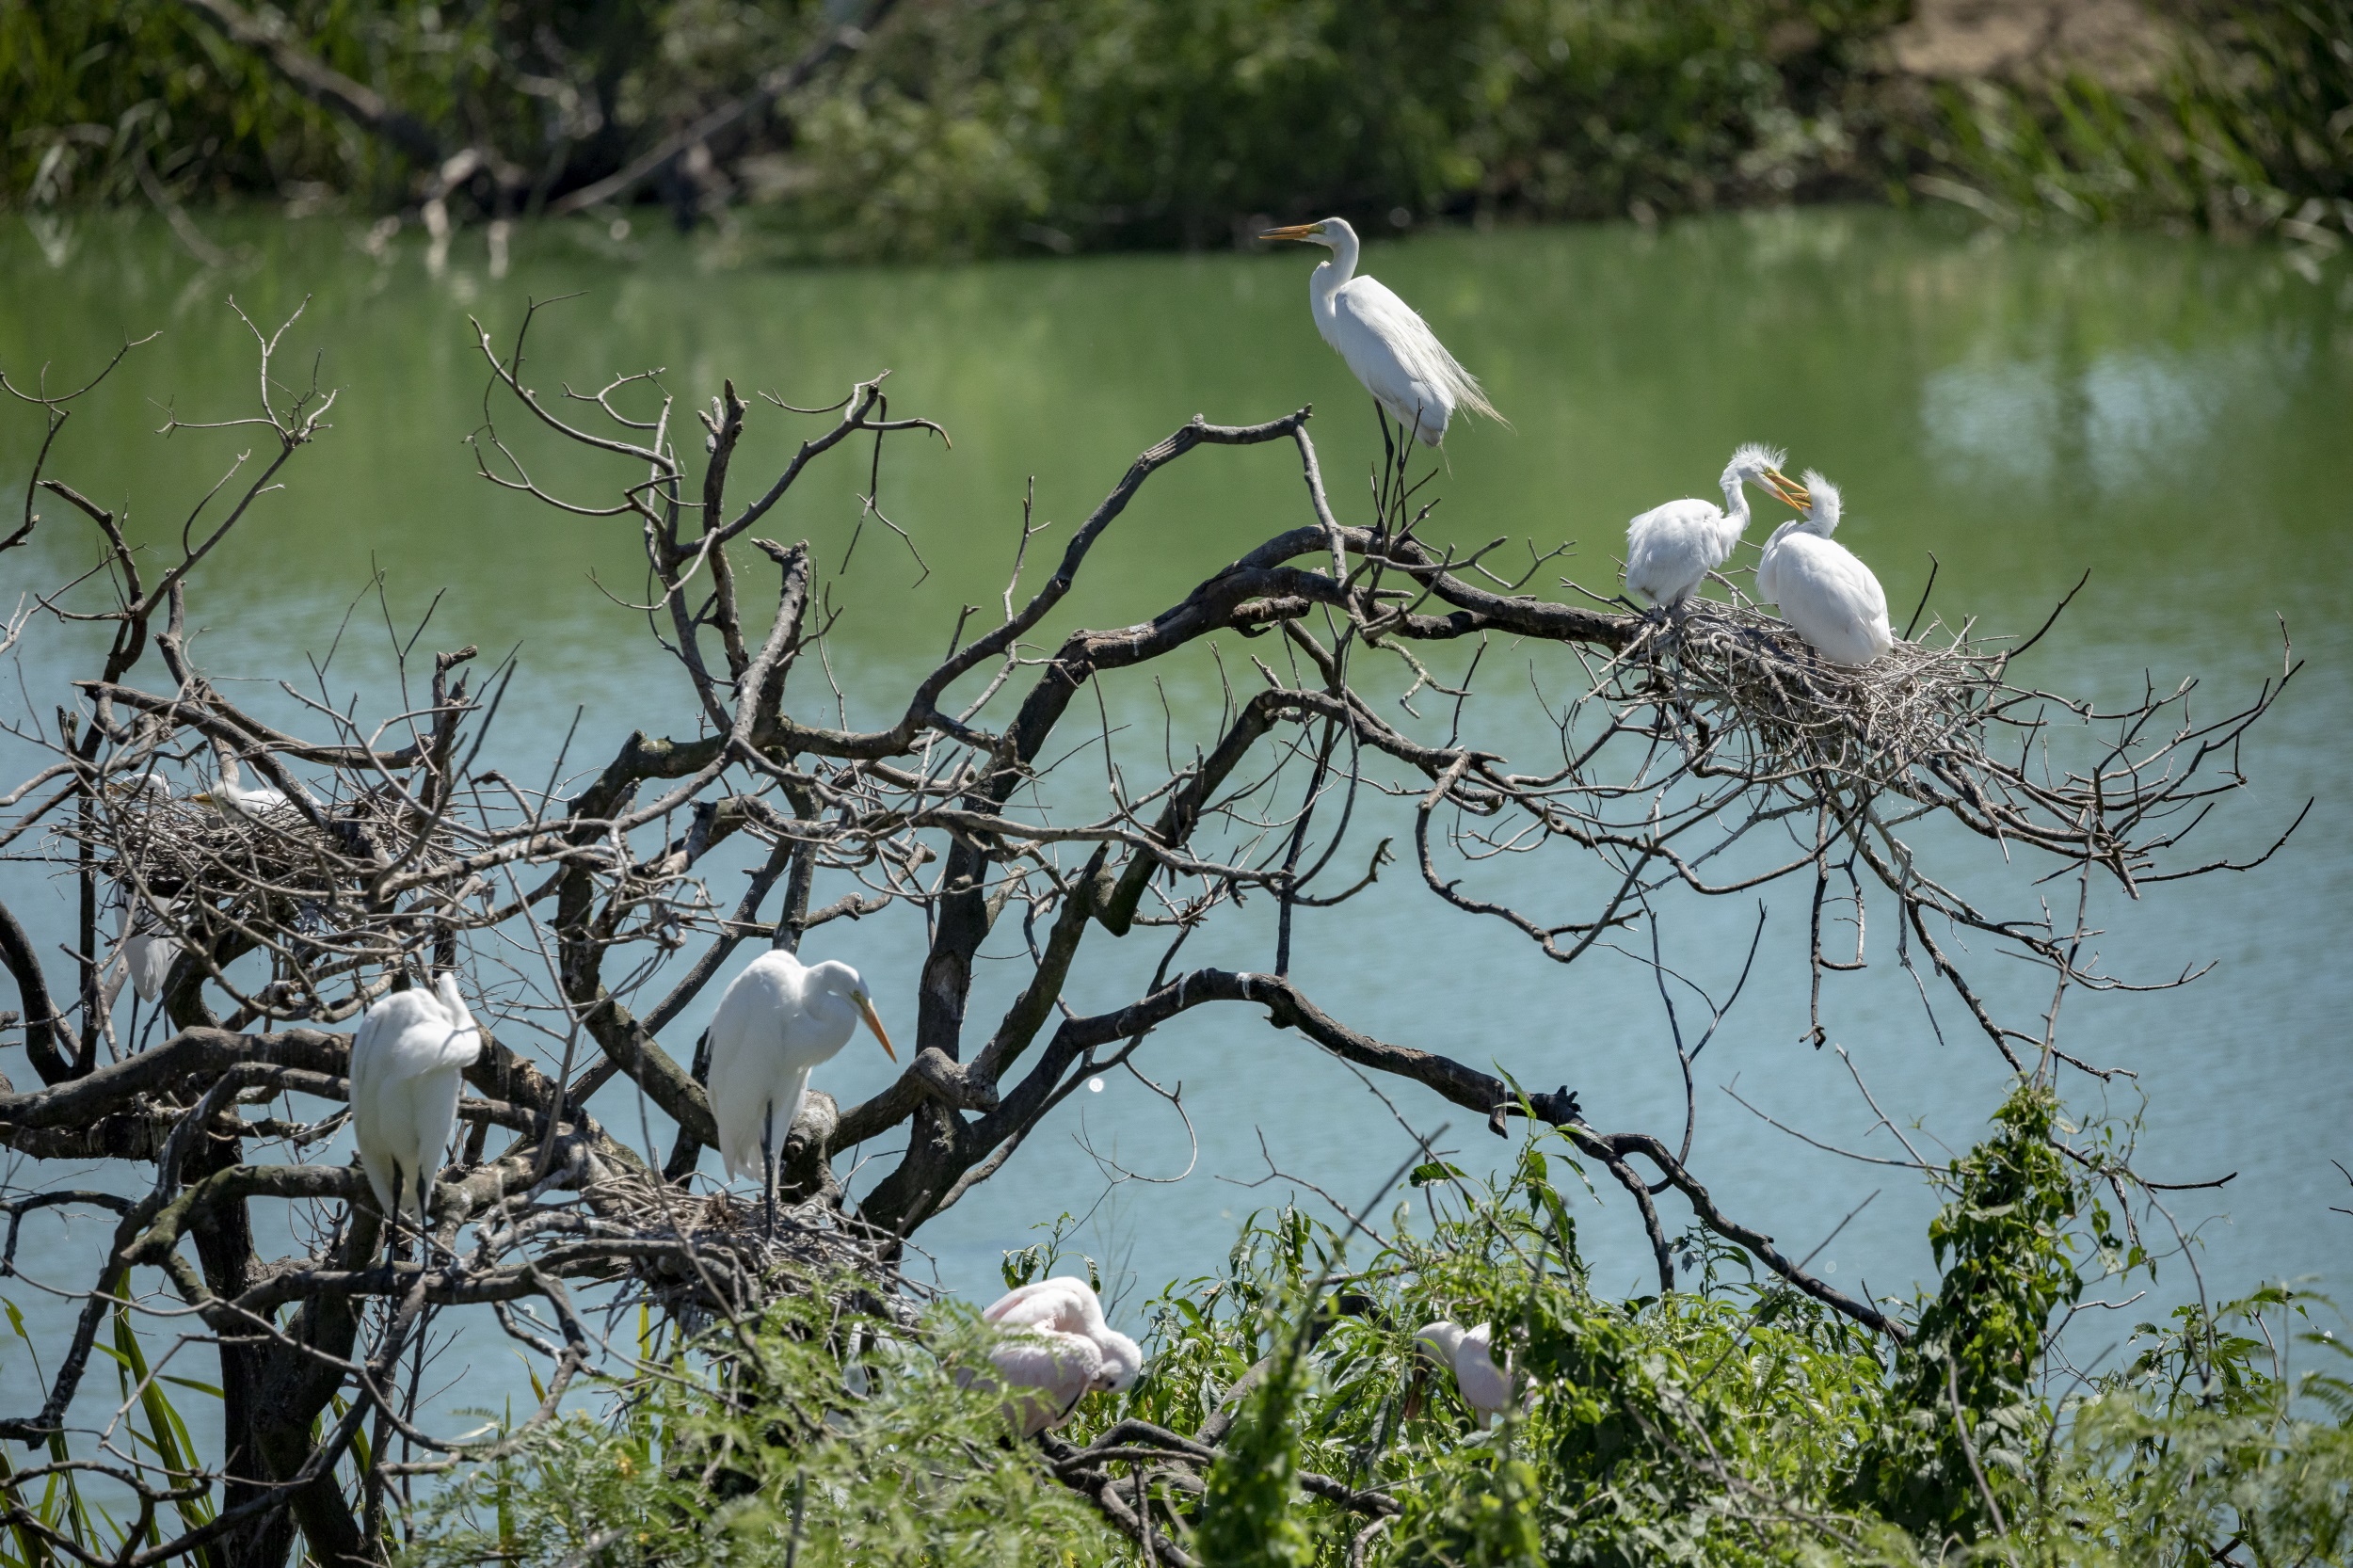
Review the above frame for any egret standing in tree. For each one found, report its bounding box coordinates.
[1259,217,1503,450]
[978,1276,1143,1435]
[1753,470,1894,666]
[349,972,483,1240]
[1415,1319,1513,1427]
[707,952,895,1227]
[1624,443,1808,613]
[101,776,181,1010]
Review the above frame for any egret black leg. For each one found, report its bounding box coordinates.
[760,1109,776,1234]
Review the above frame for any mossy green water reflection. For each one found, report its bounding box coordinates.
[2,206,2348,1336]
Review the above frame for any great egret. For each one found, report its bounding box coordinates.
[190,775,293,820]
[979,1276,1143,1435]
[1259,217,1501,447]
[101,776,181,1007]
[1753,470,1894,666]
[1416,1319,1513,1427]
[1624,443,1807,611]
[706,952,895,1224]
[349,972,482,1234]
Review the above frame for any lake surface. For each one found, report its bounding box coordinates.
[3,207,2350,1456]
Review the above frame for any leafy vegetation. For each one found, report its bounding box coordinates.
[7,0,2347,257]
[21,1080,2296,1567]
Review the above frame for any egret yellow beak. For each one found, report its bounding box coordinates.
[1258,223,1322,243]
[856,995,897,1061]
[188,790,219,808]
[1764,469,1811,509]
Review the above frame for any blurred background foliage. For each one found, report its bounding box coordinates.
[3,0,2348,261]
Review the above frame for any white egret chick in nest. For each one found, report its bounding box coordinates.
[1624,444,1807,612]
[189,774,293,820]
[978,1276,1143,1436]
[1259,216,1502,448]
[349,973,482,1234]
[1417,1319,1513,1427]
[707,952,895,1226]
[1754,470,1894,666]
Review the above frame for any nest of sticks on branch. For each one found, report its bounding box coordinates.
[589,1170,921,1336]
[66,783,476,964]
[1607,598,2126,862]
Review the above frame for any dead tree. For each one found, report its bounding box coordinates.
[0,301,2296,1565]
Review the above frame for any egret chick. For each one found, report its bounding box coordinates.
[706,952,895,1224]
[1624,444,1806,612]
[979,1276,1143,1435]
[190,774,293,820]
[1416,1319,1513,1427]
[1754,471,1894,666]
[349,973,482,1236]
[1259,217,1501,447]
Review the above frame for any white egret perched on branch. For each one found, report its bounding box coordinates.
[1416,1319,1513,1427]
[349,973,482,1236]
[978,1276,1143,1435]
[101,776,181,1008]
[1624,443,1807,612]
[707,952,895,1225]
[1754,470,1894,666]
[1259,216,1502,448]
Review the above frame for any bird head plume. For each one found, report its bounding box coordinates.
[1721,443,1787,483]
[1798,469,1842,534]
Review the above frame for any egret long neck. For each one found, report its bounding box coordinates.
[1716,472,1754,543]
[1308,231,1358,323]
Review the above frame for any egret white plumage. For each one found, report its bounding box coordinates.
[101,776,181,1007]
[706,952,895,1224]
[190,774,292,820]
[1624,443,1806,611]
[349,973,482,1233]
[1753,470,1894,666]
[1416,1319,1513,1427]
[1259,217,1501,447]
[979,1276,1143,1435]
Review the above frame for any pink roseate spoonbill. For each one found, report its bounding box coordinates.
[349,973,483,1234]
[707,952,895,1227]
[1259,216,1503,448]
[1753,470,1895,666]
[978,1276,1143,1435]
[1624,443,1808,611]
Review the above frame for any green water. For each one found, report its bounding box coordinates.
[3,209,2350,1440]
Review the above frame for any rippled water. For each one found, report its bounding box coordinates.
[3,208,2349,1457]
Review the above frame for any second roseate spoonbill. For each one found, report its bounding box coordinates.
[1753,470,1895,666]
[1416,1319,1513,1427]
[1624,443,1808,611]
[706,952,895,1225]
[1259,216,1502,448]
[979,1276,1143,1436]
[349,973,482,1234]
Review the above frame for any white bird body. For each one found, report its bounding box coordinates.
[1624,443,1798,609]
[1754,472,1894,666]
[1417,1319,1513,1426]
[349,974,482,1227]
[706,952,894,1192]
[113,899,180,1004]
[1263,217,1499,446]
[979,1276,1143,1435]
[102,776,181,1007]
[192,776,293,820]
